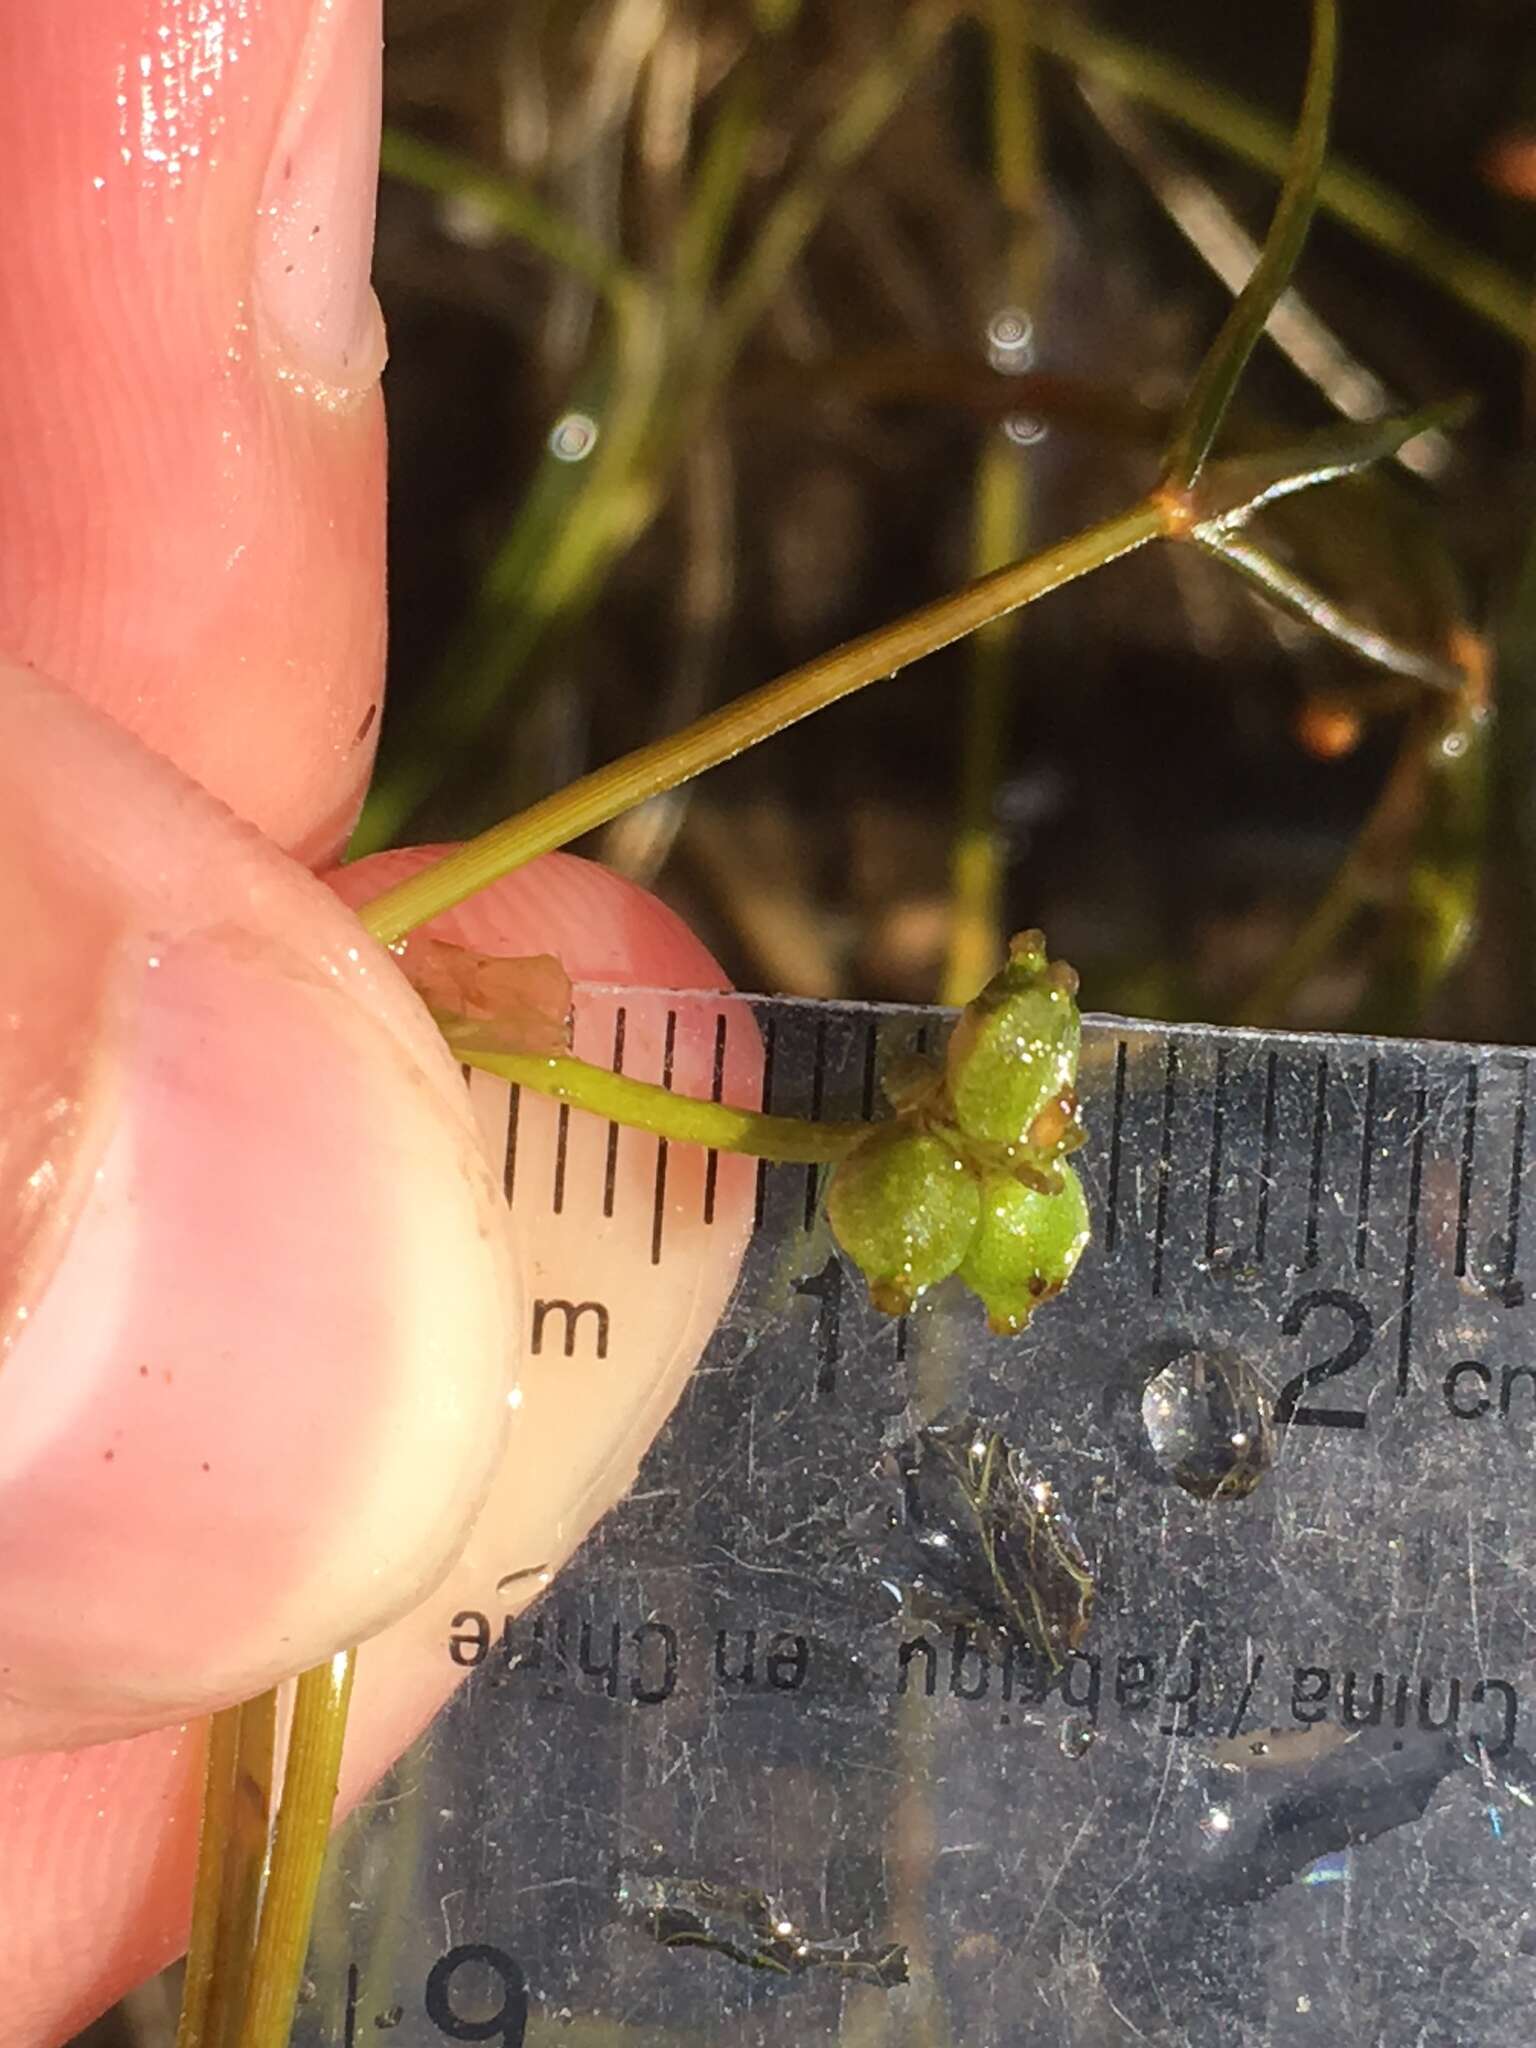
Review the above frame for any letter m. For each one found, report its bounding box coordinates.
[531,1298,611,1359]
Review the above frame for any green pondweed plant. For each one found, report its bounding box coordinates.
[175,4,1481,2040]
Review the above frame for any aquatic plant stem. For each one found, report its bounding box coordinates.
[698,0,956,390]
[1162,0,1336,491]
[174,1710,240,2048]
[1026,5,1534,347]
[235,1652,357,2048]
[359,396,1445,950]
[378,130,637,306]
[943,0,1044,1006]
[175,1693,277,2048]
[355,6,953,854]
[357,498,1165,945]
[450,1039,869,1160]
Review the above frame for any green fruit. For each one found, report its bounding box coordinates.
[946,930,1081,1153]
[826,1124,981,1316]
[957,1164,1091,1335]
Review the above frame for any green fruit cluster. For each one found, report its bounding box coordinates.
[825,931,1089,1332]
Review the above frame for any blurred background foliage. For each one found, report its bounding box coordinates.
[345,0,1536,1048]
[66,3,1536,2034]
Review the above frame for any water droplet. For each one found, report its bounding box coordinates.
[985,307,1035,371]
[1003,414,1048,447]
[548,411,599,462]
[1058,1714,1096,1760]
[1142,1351,1273,1501]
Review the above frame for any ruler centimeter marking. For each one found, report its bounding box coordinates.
[601,1007,626,1219]
[1255,1049,1279,1265]
[1356,1054,1379,1269]
[1456,1059,1479,1279]
[1203,1041,1228,1264]
[1149,1039,1178,1298]
[1104,1040,1128,1256]
[1397,1073,1428,1396]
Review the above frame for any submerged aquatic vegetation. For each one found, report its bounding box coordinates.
[886,1414,1096,1671]
[616,1872,908,1989]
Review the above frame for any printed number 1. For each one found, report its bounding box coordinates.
[794,1254,843,1397]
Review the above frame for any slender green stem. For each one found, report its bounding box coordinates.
[358,393,1456,949]
[350,278,668,856]
[451,1039,870,1160]
[944,457,1028,1007]
[175,1711,242,2048]
[379,130,636,306]
[357,498,1164,943]
[359,16,942,858]
[175,1691,279,2048]
[1196,533,1466,691]
[1183,400,1473,532]
[701,2,957,389]
[672,34,772,305]
[1027,6,1534,347]
[236,1653,357,2048]
[1162,0,1336,491]
[943,0,1042,1007]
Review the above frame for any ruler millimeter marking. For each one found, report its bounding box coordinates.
[499,996,1535,1362]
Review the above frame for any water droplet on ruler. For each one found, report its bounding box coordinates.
[1059,1714,1096,1760]
[1142,1351,1273,1501]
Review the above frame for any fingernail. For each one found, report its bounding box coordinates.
[254,0,387,395]
[0,843,127,1362]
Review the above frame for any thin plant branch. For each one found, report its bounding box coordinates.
[1162,0,1337,492]
[174,1711,241,2048]
[449,1037,869,1159]
[1081,82,1450,479]
[356,497,1165,944]
[1026,4,1534,346]
[176,1693,277,2048]
[379,129,637,306]
[942,0,1045,1006]
[1197,533,1468,692]
[1178,399,1474,534]
[700,1,958,388]
[235,1653,357,2048]
[358,404,1450,947]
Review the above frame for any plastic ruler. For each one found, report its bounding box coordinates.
[294,995,1536,2048]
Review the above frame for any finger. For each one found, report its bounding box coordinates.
[0,843,758,2046]
[0,0,387,863]
[326,847,762,1806]
[0,668,516,1755]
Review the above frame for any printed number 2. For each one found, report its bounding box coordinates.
[1275,1289,1372,1430]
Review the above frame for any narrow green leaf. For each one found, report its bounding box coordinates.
[1161,0,1337,492]
[1196,533,1465,691]
[1186,399,1473,534]
[378,130,636,306]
